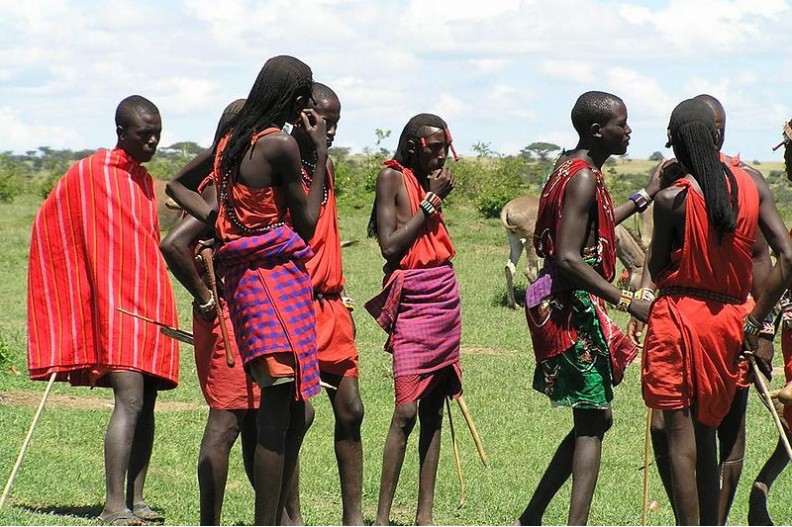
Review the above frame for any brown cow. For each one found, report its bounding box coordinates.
[153,178,183,232]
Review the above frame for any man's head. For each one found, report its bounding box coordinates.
[115,95,161,163]
[213,98,246,145]
[571,91,630,156]
[393,113,453,174]
[693,94,725,150]
[295,82,341,149]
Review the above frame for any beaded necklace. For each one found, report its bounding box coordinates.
[301,151,328,205]
[219,167,286,234]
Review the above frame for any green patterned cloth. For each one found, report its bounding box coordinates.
[532,289,613,409]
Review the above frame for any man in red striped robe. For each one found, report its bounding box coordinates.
[27,95,178,526]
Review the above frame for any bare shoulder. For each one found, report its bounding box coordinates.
[376,166,404,184]
[654,184,686,212]
[251,130,298,161]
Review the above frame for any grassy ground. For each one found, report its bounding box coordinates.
[1,187,792,526]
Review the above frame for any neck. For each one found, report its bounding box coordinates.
[570,143,608,169]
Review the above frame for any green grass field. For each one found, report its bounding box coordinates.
[1,183,791,526]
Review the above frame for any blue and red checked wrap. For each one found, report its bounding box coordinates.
[215,225,321,401]
[365,263,461,378]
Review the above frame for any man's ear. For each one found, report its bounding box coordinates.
[714,129,721,148]
[406,139,416,156]
[591,123,602,138]
[116,125,125,139]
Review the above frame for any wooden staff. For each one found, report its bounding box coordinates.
[641,408,653,526]
[456,395,488,467]
[0,372,57,510]
[196,245,234,368]
[749,355,792,460]
[116,307,194,345]
[446,398,465,509]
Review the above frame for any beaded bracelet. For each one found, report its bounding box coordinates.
[629,188,652,213]
[420,198,436,216]
[425,192,442,210]
[635,287,656,302]
[743,314,762,337]
[615,289,634,312]
[194,293,216,315]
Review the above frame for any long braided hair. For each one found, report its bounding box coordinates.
[668,98,738,237]
[367,113,449,239]
[217,56,313,184]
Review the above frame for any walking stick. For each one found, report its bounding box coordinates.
[0,372,57,510]
[455,395,488,467]
[641,407,653,526]
[196,245,234,368]
[446,398,465,509]
[749,355,792,460]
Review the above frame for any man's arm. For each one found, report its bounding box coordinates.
[748,171,792,323]
[165,149,216,224]
[555,170,650,321]
[160,185,216,307]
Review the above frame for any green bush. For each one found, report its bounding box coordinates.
[0,154,24,202]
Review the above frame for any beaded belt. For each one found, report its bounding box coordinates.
[658,286,742,305]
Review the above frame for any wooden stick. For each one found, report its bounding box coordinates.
[446,398,465,509]
[456,395,488,467]
[0,372,57,510]
[641,407,652,526]
[749,355,792,460]
[116,307,194,345]
[197,246,234,368]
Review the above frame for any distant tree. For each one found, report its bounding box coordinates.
[604,157,617,166]
[162,141,203,158]
[472,141,494,158]
[375,128,392,157]
[649,151,664,161]
[518,146,534,161]
[525,142,560,163]
[753,159,762,165]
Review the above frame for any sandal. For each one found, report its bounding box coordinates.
[98,510,147,526]
[132,502,164,523]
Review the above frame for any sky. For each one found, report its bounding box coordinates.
[2,0,792,162]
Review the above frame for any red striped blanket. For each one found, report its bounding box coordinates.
[365,263,461,378]
[27,148,179,388]
[216,226,320,401]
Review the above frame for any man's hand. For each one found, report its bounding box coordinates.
[627,317,645,346]
[429,166,455,199]
[752,336,775,381]
[300,108,328,153]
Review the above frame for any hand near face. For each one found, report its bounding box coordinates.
[300,109,328,152]
[429,166,455,199]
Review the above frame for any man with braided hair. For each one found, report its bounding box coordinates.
[167,55,329,525]
[642,98,792,525]
[28,95,178,526]
[365,113,460,526]
[633,94,779,525]
[516,91,657,526]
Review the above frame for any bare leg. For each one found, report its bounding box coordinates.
[415,389,445,526]
[324,373,365,525]
[254,383,314,526]
[374,402,418,526]
[567,408,609,526]
[197,409,246,525]
[749,436,790,526]
[664,409,700,525]
[717,388,748,525]
[127,376,159,509]
[517,430,575,525]
[693,420,718,526]
[282,457,303,526]
[650,410,676,517]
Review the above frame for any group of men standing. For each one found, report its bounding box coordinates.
[23,52,792,527]
[26,55,463,526]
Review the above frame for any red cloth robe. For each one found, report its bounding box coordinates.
[642,163,758,427]
[28,148,179,388]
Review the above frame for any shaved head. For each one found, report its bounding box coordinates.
[694,93,725,149]
[115,95,159,129]
[312,82,339,107]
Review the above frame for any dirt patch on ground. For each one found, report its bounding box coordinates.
[0,390,201,412]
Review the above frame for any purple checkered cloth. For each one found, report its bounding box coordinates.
[365,263,462,378]
[525,261,574,309]
[216,226,320,401]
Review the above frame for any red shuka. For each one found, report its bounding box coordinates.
[28,148,179,388]
[642,160,758,427]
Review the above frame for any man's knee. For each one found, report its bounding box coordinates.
[335,394,364,432]
[203,410,242,450]
[392,403,418,435]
